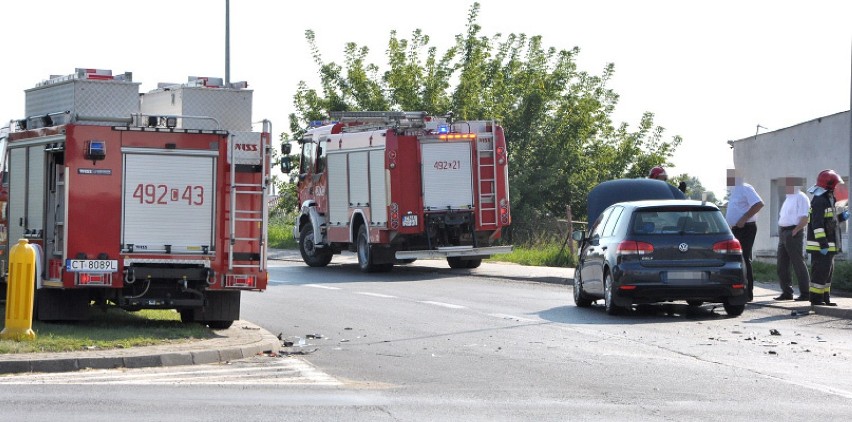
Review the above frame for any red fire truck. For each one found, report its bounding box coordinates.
[282,111,512,272]
[0,68,271,328]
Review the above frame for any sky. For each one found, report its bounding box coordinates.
[1,0,850,196]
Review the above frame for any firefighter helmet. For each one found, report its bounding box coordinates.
[816,169,844,191]
[647,166,667,180]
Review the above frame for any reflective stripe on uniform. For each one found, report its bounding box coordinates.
[806,240,837,251]
[809,282,831,295]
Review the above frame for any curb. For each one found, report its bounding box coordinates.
[750,300,852,319]
[0,320,281,375]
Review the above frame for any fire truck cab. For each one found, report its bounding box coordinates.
[1,69,271,328]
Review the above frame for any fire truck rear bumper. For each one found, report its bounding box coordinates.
[395,245,513,260]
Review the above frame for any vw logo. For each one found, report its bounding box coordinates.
[678,243,689,252]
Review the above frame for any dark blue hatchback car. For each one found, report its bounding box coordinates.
[572,180,748,316]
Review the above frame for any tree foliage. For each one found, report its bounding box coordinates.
[283,2,682,235]
[671,173,721,205]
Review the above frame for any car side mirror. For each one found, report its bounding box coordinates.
[571,230,585,242]
[589,233,600,246]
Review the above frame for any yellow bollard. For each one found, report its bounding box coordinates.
[1,239,37,341]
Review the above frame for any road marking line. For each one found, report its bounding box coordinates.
[0,359,341,386]
[304,284,341,290]
[356,292,397,298]
[418,300,466,309]
[268,279,293,284]
[488,313,538,322]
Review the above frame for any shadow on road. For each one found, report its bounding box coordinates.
[538,303,736,325]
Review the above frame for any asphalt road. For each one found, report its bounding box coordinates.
[2,258,851,421]
[247,259,852,420]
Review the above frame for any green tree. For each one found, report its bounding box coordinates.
[671,173,721,205]
[285,2,681,238]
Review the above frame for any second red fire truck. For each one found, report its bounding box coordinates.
[0,68,271,327]
[282,111,512,272]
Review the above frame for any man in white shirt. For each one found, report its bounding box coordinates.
[774,178,810,301]
[725,169,764,302]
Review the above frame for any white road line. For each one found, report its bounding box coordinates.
[356,292,397,298]
[418,300,466,309]
[0,359,341,386]
[488,313,539,323]
[304,284,341,290]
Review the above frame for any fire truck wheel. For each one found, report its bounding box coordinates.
[356,225,392,272]
[179,309,197,324]
[300,224,332,267]
[207,320,235,330]
[447,257,468,269]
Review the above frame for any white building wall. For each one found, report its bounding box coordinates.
[729,110,851,257]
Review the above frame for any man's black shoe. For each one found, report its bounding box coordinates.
[811,301,825,306]
[773,294,793,301]
[824,301,838,306]
[794,296,810,301]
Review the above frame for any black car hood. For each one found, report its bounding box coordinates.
[587,179,686,224]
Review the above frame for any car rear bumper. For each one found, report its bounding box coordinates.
[612,265,747,306]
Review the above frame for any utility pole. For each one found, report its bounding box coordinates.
[225,0,230,86]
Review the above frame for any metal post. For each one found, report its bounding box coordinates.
[225,0,230,86]
[567,206,575,256]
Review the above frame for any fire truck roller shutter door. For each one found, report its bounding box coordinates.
[328,152,348,225]
[349,152,369,207]
[369,149,387,225]
[8,148,27,244]
[421,142,473,210]
[122,152,215,252]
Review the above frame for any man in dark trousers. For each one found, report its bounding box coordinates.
[774,178,810,301]
[806,169,849,306]
[725,169,764,302]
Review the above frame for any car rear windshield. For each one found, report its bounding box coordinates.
[631,208,728,235]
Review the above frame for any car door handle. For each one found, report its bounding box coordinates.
[601,246,607,251]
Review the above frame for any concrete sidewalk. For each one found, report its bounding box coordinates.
[0,250,849,374]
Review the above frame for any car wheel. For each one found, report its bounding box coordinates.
[572,270,593,308]
[604,271,623,315]
[465,258,482,269]
[299,224,332,267]
[723,302,745,317]
[686,300,704,307]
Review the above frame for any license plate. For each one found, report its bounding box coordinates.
[666,271,707,283]
[66,259,119,273]
[402,215,418,227]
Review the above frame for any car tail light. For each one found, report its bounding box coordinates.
[713,239,743,254]
[617,240,654,255]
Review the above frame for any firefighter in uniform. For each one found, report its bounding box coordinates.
[806,169,849,306]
